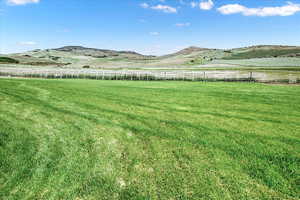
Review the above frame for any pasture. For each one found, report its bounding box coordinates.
[211,57,300,67]
[0,79,299,199]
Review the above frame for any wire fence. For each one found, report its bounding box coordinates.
[0,68,299,83]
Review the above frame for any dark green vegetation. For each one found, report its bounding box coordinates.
[0,57,19,64]
[0,79,299,199]
[186,58,207,65]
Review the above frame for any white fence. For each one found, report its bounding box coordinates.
[0,67,299,83]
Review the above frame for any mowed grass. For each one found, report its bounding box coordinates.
[0,79,299,200]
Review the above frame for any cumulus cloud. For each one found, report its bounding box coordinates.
[175,22,191,27]
[151,4,177,13]
[200,0,214,10]
[18,41,37,46]
[217,2,300,17]
[7,0,40,5]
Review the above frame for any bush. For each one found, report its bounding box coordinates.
[83,65,90,69]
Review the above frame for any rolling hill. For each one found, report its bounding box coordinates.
[225,45,300,59]
[2,45,300,68]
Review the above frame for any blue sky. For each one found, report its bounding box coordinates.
[1,0,300,55]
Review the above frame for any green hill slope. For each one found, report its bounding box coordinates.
[225,45,300,60]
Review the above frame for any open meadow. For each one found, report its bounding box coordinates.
[0,78,299,199]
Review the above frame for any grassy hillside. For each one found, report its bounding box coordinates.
[1,45,300,68]
[225,47,300,60]
[0,57,19,64]
[5,47,157,68]
[0,79,299,199]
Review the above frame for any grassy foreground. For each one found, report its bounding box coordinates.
[0,79,299,200]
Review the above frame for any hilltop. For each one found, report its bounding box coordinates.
[53,46,148,59]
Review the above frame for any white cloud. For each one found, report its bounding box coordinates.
[140,2,177,13]
[7,0,40,5]
[191,2,197,8]
[150,32,159,36]
[151,4,177,13]
[175,22,191,27]
[140,3,149,9]
[217,2,300,17]
[200,0,214,10]
[18,41,37,46]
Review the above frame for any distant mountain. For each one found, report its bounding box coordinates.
[233,45,299,50]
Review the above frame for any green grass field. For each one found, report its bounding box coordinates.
[211,57,300,67]
[0,79,299,199]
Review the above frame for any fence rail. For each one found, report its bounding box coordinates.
[0,68,299,83]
